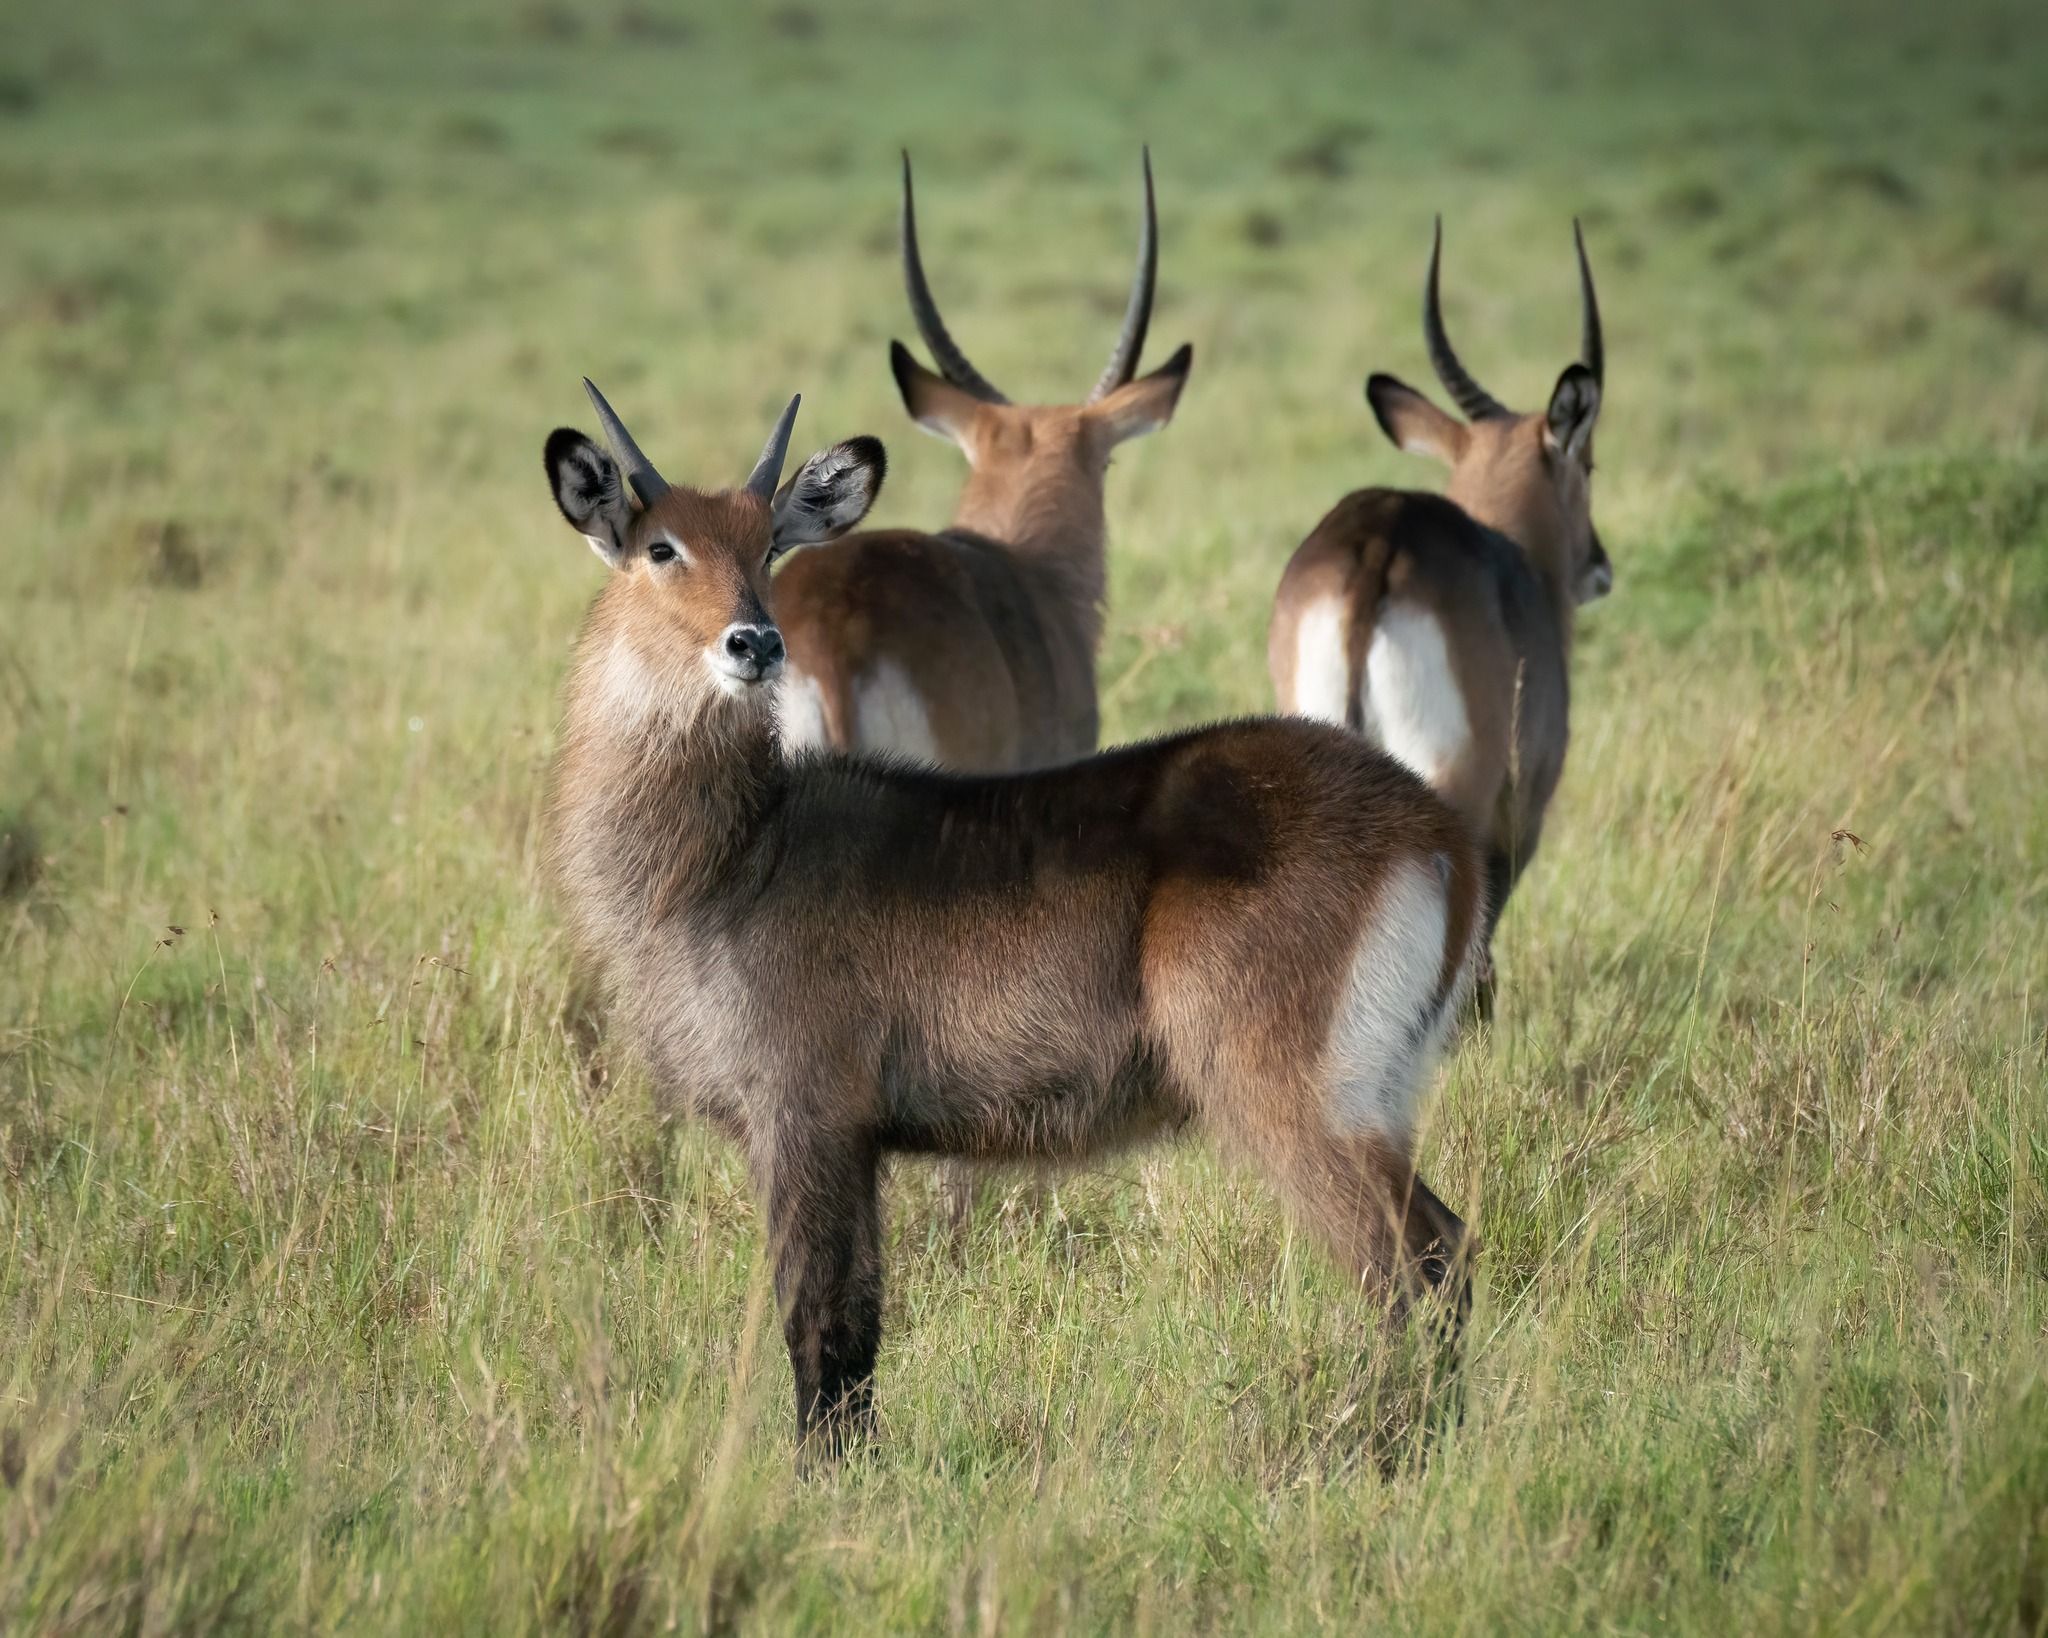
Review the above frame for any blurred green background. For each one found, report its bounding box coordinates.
[2,2,2045,1632]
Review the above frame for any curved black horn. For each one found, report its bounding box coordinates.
[1422,217,1510,423]
[1574,218,1603,389]
[582,378,669,505]
[1087,145,1159,402]
[744,393,800,501]
[900,152,1007,404]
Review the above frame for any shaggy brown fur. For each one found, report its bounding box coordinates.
[546,412,1483,1461]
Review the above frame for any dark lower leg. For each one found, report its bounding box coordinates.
[1474,849,1518,1020]
[1250,1128,1409,1313]
[767,1140,884,1465]
[1401,1172,1473,1338]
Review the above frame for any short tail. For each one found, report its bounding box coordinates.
[1341,533,1396,735]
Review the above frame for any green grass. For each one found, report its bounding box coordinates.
[3,0,2046,1630]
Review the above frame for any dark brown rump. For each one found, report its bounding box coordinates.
[1131,718,1475,1070]
[939,529,1096,765]
[1297,486,1511,601]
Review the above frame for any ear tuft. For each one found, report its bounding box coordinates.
[545,427,633,565]
[770,437,887,557]
[1544,363,1601,463]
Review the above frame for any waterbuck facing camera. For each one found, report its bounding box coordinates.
[545,386,1482,1464]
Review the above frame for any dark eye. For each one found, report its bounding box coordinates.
[647,541,677,565]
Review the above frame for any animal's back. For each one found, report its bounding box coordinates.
[647,718,1477,1162]
[773,529,1093,773]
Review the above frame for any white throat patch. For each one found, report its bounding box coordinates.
[776,668,831,752]
[592,635,701,731]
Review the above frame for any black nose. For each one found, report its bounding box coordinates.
[723,624,784,668]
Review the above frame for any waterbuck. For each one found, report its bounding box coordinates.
[770,149,1192,772]
[543,384,1482,1460]
[1268,219,1610,1010]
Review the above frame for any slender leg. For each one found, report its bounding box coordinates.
[1237,1113,1471,1345]
[1229,1113,1406,1304]
[1400,1170,1473,1341]
[763,1135,884,1466]
[1473,847,1518,1021]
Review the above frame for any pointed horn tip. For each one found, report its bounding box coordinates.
[743,393,802,501]
[896,158,1007,404]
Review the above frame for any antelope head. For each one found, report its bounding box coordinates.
[1366,219,1611,608]
[544,383,885,722]
[890,149,1194,542]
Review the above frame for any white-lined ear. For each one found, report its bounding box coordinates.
[1085,342,1193,446]
[890,341,986,451]
[1366,374,1469,466]
[770,436,887,559]
[545,427,636,566]
[1543,364,1601,466]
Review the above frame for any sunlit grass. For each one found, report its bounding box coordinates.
[3,0,2046,1631]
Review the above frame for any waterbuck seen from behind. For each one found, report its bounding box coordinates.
[1269,218,1611,1010]
[771,149,1193,772]
[544,384,1483,1463]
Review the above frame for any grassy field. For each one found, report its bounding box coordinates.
[4,0,2047,1630]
